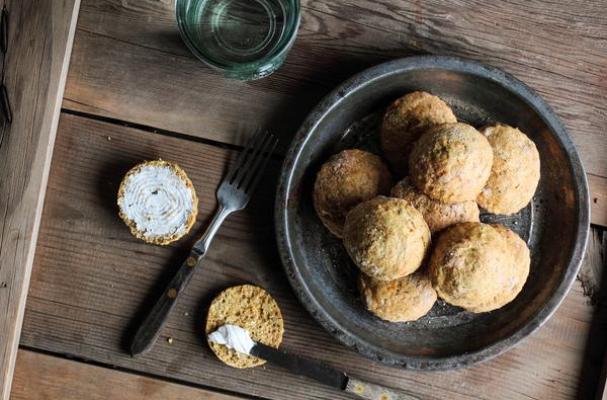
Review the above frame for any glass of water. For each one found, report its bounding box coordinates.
[176,0,300,81]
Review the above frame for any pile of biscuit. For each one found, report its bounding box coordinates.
[313,91,540,322]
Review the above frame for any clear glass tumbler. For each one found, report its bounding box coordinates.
[176,0,300,81]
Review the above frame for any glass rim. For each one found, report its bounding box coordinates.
[175,0,301,79]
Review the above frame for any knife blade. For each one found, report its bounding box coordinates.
[251,342,348,390]
[250,342,420,400]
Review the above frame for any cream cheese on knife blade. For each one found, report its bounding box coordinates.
[207,324,420,399]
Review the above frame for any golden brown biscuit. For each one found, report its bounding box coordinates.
[205,285,284,369]
[359,272,437,322]
[491,224,531,287]
[429,223,530,313]
[313,149,392,238]
[409,123,493,203]
[477,124,541,214]
[117,160,198,245]
[343,196,431,281]
[380,91,457,175]
[391,177,480,233]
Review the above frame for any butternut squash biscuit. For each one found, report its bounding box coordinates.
[491,224,531,292]
[117,160,198,245]
[409,123,493,203]
[343,196,431,281]
[380,91,457,176]
[359,271,437,322]
[391,177,480,233]
[313,149,392,238]
[205,284,284,369]
[477,124,541,215]
[429,223,529,313]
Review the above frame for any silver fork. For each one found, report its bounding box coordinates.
[131,129,278,356]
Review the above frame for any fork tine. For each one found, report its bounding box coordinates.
[233,130,272,188]
[238,131,275,190]
[243,134,278,194]
[225,129,263,183]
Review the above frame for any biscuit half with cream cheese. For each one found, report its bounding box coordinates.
[117,160,198,245]
[206,284,284,368]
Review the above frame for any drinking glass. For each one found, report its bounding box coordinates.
[176,0,300,81]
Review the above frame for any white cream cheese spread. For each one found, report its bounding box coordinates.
[208,324,256,355]
[118,163,195,240]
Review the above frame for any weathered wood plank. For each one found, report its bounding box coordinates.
[11,350,243,400]
[590,173,607,228]
[62,0,607,225]
[578,229,606,305]
[0,1,80,398]
[21,113,604,400]
[576,229,607,400]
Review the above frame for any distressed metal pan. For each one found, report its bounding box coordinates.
[275,56,590,369]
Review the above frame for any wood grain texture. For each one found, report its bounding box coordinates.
[575,229,607,400]
[62,0,607,227]
[597,316,607,400]
[600,357,607,400]
[20,113,605,400]
[11,350,242,400]
[64,0,607,225]
[578,229,607,305]
[0,1,80,398]
[590,173,607,228]
[63,0,607,157]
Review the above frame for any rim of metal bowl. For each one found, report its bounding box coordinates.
[275,55,590,370]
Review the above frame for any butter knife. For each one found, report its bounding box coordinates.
[250,342,421,400]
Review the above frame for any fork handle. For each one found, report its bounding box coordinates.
[130,205,231,356]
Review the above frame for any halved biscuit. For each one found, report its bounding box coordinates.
[205,284,284,369]
[117,160,198,245]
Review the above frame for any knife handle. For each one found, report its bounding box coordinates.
[129,250,199,355]
[130,206,231,356]
[345,377,421,400]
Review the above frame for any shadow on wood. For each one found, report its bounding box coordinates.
[576,228,607,399]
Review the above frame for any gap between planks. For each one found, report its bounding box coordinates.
[60,107,607,228]
[11,349,259,400]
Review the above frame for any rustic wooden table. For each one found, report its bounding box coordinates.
[7,0,607,399]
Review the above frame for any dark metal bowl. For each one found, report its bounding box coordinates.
[275,56,590,369]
